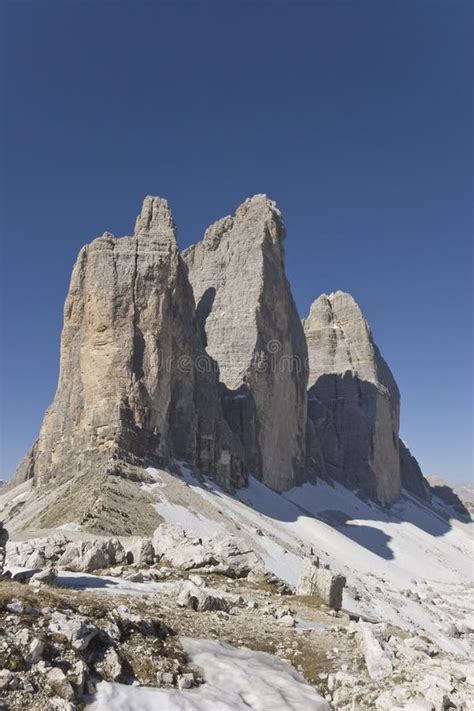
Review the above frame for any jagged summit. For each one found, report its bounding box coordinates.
[12,197,246,500]
[134,195,177,242]
[304,290,429,506]
[304,291,398,393]
[183,194,307,492]
[11,193,430,523]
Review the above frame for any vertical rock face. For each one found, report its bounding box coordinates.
[14,197,246,491]
[183,195,308,492]
[304,291,402,505]
[399,440,431,502]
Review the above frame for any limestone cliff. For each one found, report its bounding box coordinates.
[13,197,246,492]
[183,195,308,491]
[304,291,402,505]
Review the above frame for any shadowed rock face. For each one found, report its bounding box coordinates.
[399,440,431,502]
[304,291,402,506]
[183,195,308,492]
[13,197,246,491]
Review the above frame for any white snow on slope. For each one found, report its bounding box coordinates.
[153,498,226,539]
[89,636,330,711]
[7,568,176,597]
[150,465,473,657]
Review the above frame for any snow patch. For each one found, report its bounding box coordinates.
[89,636,330,710]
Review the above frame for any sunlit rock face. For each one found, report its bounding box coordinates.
[13,197,246,491]
[183,195,308,492]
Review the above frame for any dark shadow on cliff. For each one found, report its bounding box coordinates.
[195,287,216,347]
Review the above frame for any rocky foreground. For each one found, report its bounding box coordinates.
[1,515,473,711]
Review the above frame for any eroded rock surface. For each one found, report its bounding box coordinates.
[304,291,431,506]
[12,197,246,493]
[183,195,308,491]
[305,292,401,505]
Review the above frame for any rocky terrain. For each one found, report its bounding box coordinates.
[11,193,433,509]
[2,193,472,710]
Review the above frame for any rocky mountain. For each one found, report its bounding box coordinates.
[12,197,246,495]
[183,195,308,492]
[304,291,430,506]
[2,193,470,711]
[10,193,433,517]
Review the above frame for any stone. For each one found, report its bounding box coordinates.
[26,638,44,664]
[45,667,75,701]
[11,196,246,501]
[153,524,217,570]
[177,580,230,612]
[0,670,12,690]
[183,194,308,491]
[152,524,263,575]
[6,535,70,569]
[177,672,195,690]
[48,611,98,650]
[96,647,122,681]
[29,566,58,587]
[357,623,393,681]
[296,558,346,610]
[125,537,155,565]
[304,291,428,505]
[57,538,125,572]
[49,699,77,711]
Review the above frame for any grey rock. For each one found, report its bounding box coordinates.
[48,611,98,650]
[96,647,122,681]
[400,440,431,502]
[357,622,393,681]
[177,580,230,612]
[26,638,44,664]
[45,667,75,701]
[29,566,57,587]
[125,537,155,565]
[57,537,125,572]
[296,558,346,610]
[305,291,404,505]
[12,196,246,497]
[0,670,13,690]
[183,194,308,491]
[152,523,263,575]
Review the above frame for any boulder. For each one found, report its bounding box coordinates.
[125,537,155,565]
[48,611,98,651]
[6,534,71,568]
[177,581,230,612]
[296,558,346,610]
[45,667,75,701]
[57,538,125,572]
[357,623,393,681]
[95,647,122,681]
[29,566,58,587]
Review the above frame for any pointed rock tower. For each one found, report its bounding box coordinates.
[14,197,246,492]
[304,291,402,505]
[304,291,430,505]
[183,195,308,492]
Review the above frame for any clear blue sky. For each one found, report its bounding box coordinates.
[1,1,472,484]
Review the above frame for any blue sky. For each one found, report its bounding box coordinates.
[1,1,472,483]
